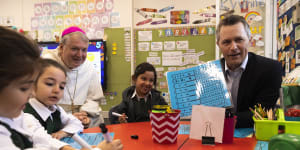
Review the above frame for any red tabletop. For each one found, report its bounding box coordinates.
[84,121,257,150]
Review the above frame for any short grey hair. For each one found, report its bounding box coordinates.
[216,15,251,42]
[60,31,89,45]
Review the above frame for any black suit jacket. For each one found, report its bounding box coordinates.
[221,52,283,128]
[109,86,167,124]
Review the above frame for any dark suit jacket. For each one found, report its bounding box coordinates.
[221,52,282,128]
[109,86,167,124]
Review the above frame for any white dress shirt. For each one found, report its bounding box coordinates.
[0,113,68,150]
[27,98,83,134]
[225,54,248,112]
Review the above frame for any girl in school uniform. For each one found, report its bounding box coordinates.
[23,59,83,140]
[110,62,168,123]
[0,26,122,150]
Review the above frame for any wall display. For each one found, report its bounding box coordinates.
[134,0,216,28]
[135,26,215,98]
[277,0,300,75]
[31,0,120,42]
[220,0,266,56]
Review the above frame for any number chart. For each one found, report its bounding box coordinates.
[166,60,232,117]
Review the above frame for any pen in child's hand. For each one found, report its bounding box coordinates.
[99,123,112,143]
[112,112,128,119]
[72,133,93,150]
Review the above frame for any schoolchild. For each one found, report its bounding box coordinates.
[110,62,168,124]
[24,59,83,140]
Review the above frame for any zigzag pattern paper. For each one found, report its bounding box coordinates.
[150,110,180,144]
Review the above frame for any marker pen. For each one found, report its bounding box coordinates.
[136,18,152,26]
[151,19,167,25]
[72,133,93,150]
[135,8,148,18]
[159,6,174,13]
[99,123,112,143]
[112,112,128,119]
[140,8,157,12]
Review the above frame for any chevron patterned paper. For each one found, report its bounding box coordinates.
[150,109,181,144]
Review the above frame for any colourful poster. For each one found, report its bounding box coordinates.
[34,3,43,16]
[43,3,51,16]
[68,1,78,15]
[87,0,96,14]
[170,10,189,24]
[220,0,266,56]
[96,0,105,13]
[78,0,87,14]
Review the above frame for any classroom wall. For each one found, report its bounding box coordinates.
[134,0,216,28]
[0,0,132,30]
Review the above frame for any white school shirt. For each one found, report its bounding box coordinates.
[0,112,68,150]
[43,49,104,115]
[27,98,83,134]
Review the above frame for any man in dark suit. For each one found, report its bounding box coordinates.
[216,15,283,128]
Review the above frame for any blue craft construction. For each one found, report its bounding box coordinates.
[179,124,190,134]
[255,141,269,150]
[234,128,254,138]
[61,132,114,149]
[166,60,232,117]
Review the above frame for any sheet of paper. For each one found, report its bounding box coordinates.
[138,42,150,51]
[166,60,231,117]
[176,41,189,50]
[162,51,182,66]
[151,42,163,51]
[147,57,161,65]
[138,31,152,41]
[149,52,158,57]
[296,49,300,64]
[190,105,225,143]
[61,132,114,149]
[183,53,199,65]
[295,25,300,41]
[164,41,175,50]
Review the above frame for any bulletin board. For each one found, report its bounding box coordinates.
[135,26,216,103]
[277,0,300,76]
[100,28,131,111]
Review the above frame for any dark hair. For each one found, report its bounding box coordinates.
[132,62,157,88]
[36,59,67,85]
[216,15,251,42]
[0,26,41,91]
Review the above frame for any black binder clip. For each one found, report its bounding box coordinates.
[202,121,215,145]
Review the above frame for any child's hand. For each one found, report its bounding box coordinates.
[73,111,90,128]
[118,113,128,123]
[97,139,123,150]
[81,116,91,128]
[51,130,70,140]
[73,111,88,120]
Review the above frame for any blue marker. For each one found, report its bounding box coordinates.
[159,6,174,13]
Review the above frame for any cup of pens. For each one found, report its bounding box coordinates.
[150,105,181,144]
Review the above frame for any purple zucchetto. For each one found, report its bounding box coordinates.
[61,26,86,37]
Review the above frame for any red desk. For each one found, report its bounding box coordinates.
[84,121,257,150]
